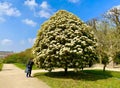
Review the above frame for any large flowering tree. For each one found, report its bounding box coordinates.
[33,10,97,73]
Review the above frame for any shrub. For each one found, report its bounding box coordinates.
[114,51,120,64]
[0,59,3,71]
[4,48,33,64]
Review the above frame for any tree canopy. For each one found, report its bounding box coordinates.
[33,10,97,72]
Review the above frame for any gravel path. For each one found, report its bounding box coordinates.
[0,64,50,88]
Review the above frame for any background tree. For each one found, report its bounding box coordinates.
[103,6,120,33]
[33,10,97,73]
[86,18,97,32]
[87,6,120,68]
[114,51,120,64]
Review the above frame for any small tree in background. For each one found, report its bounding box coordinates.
[114,51,120,64]
[101,51,109,71]
[33,10,97,73]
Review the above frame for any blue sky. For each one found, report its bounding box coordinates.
[0,0,120,52]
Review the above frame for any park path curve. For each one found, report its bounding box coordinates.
[0,64,50,88]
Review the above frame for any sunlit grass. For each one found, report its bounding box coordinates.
[34,70,120,88]
[14,63,39,70]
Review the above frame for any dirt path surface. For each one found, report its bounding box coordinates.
[0,64,50,88]
[0,64,120,88]
[88,64,120,71]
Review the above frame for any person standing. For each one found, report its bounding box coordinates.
[25,58,34,77]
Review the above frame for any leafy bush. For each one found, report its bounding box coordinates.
[4,54,27,64]
[4,48,33,64]
[114,51,120,64]
[0,59,3,71]
[0,64,2,71]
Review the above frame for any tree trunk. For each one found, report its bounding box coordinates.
[64,63,68,74]
[65,67,67,73]
[103,64,106,72]
[81,67,83,71]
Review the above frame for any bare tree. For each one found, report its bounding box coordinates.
[86,18,97,32]
[103,6,120,33]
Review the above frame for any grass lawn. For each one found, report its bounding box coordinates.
[14,63,39,70]
[34,70,120,88]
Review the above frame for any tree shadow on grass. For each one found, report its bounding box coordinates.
[35,70,114,81]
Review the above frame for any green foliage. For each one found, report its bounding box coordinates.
[33,10,97,72]
[96,46,109,71]
[114,51,120,64]
[4,48,33,64]
[0,59,3,63]
[87,7,120,67]
[100,52,109,65]
[0,63,3,71]
[0,59,3,71]
[34,70,120,88]
[4,54,19,63]
[95,27,120,68]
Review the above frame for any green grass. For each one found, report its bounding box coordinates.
[34,70,120,88]
[14,63,39,70]
[14,63,26,69]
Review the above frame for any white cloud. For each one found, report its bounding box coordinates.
[22,19,37,27]
[28,38,35,44]
[19,38,35,45]
[24,0,38,10]
[68,0,80,3]
[38,1,53,18]
[40,1,49,9]
[24,0,54,19]
[0,2,21,17]
[0,39,13,45]
[38,10,51,18]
